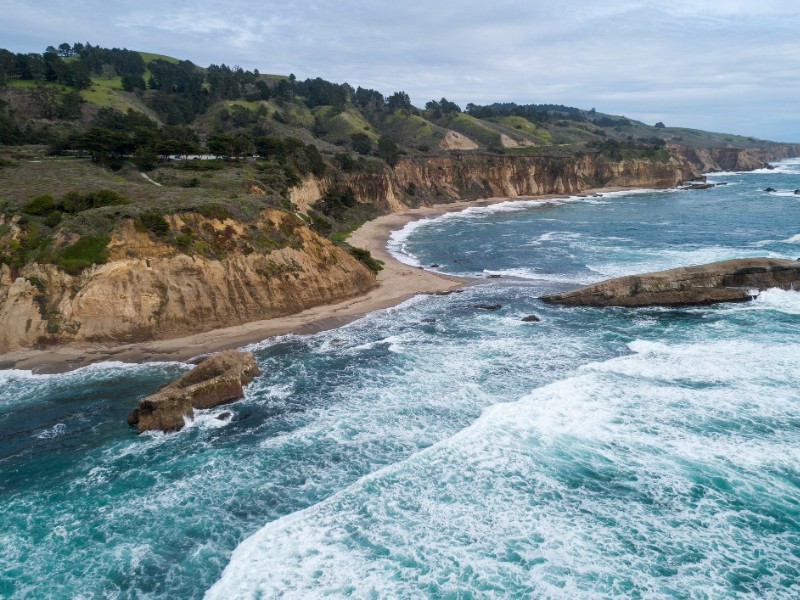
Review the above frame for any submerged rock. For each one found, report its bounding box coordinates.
[540,258,800,308]
[127,350,260,434]
[475,304,502,310]
[521,314,541,322]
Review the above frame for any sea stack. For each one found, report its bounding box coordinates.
[127,350,261,434]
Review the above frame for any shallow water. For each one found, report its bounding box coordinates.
[2,160,800,599]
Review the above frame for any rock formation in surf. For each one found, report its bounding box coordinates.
[127,350,260,434]
[540,258,800,307]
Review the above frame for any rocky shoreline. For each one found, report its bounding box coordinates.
[541,258,800,307]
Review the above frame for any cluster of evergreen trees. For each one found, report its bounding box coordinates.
[0,48,91,89]
[464,102,584,123]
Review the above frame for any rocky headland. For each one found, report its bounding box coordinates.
[541,258,800,307]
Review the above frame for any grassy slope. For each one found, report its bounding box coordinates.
[380,112,446,150]
[313,106,378,144]
[138,52,180,64]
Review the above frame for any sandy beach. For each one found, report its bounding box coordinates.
[0,191,623,374]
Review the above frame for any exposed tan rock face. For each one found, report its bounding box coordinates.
[541,258,800,307]
[672,144,800,173]
[500,134,531,148]
[439,130,479,150]
[289,175,326,214]
[0,209,377,352]
[127,350,260,433]
[288,144,800,218]
[391,154,696,201]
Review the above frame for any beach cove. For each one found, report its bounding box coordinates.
[0,190,625,374]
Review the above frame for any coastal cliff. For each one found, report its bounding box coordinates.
[3,144,798,356]
[293,144,799,212]
[671,144,800,173]
[0,209,377,353]
[292,153,698,210]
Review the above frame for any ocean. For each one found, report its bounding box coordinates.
[2,160,800,599]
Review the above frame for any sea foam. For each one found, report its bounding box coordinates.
[206,337,800,598]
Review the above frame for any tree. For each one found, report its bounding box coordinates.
[386,91,411,112]
[655,121,666,128]
[305,144,326,177]
[121,72,146,91]
[377,136,400,166]
[57,90,85,120]
[351,132,372,155]
[133,145,158,171]
[439,97,461,114]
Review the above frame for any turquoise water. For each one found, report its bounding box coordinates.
[3,161,800,599]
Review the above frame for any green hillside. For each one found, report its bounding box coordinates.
[1,41,793,276]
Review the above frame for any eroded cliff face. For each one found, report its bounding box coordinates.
[0,209,377,352]
[671,144,800,173]
[393,154,695,200]
[292,153,699,212]
[292,144,800,214]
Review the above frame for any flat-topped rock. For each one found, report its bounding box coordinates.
[541,258,800,308]
[127,350,260,434]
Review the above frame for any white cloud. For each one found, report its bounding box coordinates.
[1,0,798,140]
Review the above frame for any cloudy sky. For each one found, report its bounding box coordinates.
[3,1,798,141]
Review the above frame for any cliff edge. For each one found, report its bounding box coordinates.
[0,208,377,353]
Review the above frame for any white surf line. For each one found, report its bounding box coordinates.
[140,172,162,187]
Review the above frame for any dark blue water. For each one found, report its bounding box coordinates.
[2,161,800,599]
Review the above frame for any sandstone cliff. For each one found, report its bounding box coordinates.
[292,153,700,212]
[671,144,800,173]
[290,145,800,213]
[0,209,377,353]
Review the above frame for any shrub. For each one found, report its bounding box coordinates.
[56,235,109,274]
[376,136,400,166]
[60,189,128,214]
[135,213,171,238]
[348,246,383,273]
[22,194,57,216]
[43,211,62,227]
[351,133,372,155]
[197,204,233,221]
[307,209,333,236]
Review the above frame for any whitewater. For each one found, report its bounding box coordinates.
[2,161,800,598]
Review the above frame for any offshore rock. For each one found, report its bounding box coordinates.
[127,350,260,434]
[540,258,800,308]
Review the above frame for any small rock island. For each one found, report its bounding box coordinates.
[541,258,800,307]
[127,350,260,434]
